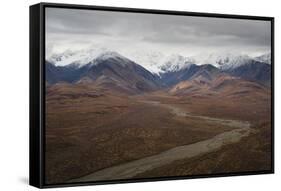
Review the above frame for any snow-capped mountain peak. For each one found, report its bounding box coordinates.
[95,51,128,62]
[254,53,271,64]
[128,51,194,75]
[159,54,195,73]
[193,53,253,70]
[47,47,109,67]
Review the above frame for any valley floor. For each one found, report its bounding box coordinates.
[70,101,252,182]
[45,85,272,184]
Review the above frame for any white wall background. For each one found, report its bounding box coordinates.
[0,0,279,190]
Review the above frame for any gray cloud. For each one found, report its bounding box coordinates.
[46,7,271,57]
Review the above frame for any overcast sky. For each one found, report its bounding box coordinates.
[46,7,271,58]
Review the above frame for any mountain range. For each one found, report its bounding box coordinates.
[46,50,271,95]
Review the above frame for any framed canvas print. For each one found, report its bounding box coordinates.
[30,2,274,188]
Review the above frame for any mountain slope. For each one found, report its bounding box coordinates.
[79,52,163,94]
[46,61,89,84]
[224,60,271,86]
[169,73,269,98]
[161,64,222,86]
[46,52,163,94]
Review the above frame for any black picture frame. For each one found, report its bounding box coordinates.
[30,2,274,189]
